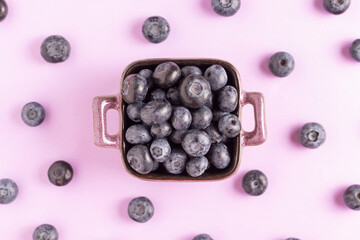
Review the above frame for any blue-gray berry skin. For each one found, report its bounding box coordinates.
[186,156,209,177]
[344,184,360,210]
[140,99,172,125]
[21,102,46,127]
[40,35,70,63]
[150,122,172,138]
[182,130,211,157]
[125,124,152,144]
[166,87,181,105]
[150,138,171,162]
[205,93,213,109]
[33,224,58,240]
[127,145,154,175]
[268,52,295,77]
[212,110,229,122]
[208,143,230,169]
[218,114,241,138]
[142,16,170,43]
[48,161,73,186]
[127,102,145,122]
[152,160,160,171]
[211,0,241,17]
[0,0,8,22]
[242,170,268,196]
[0,179,18,204]
[170,129,187,144]
[181,66,203,78]
[139,69,155,89]
[171,106,192,130]
[193,234,213,240]
[164,148,187,174]
[205,124,224,143]
[128,196,154,223]
[286,238,300,240]
[350,39,360,62]
[323,0,350,14]
[299,122,326,149]
[179,74,212,109]
[191,106,213,129]
[153,62,181,88]
[150,88,166,100]
[218,85,238,112]
[121,74,148,104]
[204,64,228,91]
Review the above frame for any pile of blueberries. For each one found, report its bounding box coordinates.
[1,0,360,239]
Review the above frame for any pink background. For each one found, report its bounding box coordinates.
[1,0,360,239]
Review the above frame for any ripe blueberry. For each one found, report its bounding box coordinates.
[150,88,166,100]
[205,124,224,143]
[171,106,192,130]
[153,62,181,88]
[178,74,212,109]
[140,99,172,125]
[121,74,148,104]
[139,69,155,90]
[323,0,350,14]
[344,184,360,210]
[218,114,241,138]
[299,122,326,149]
[150,122,173,138]
[127,102,145,122]
[193,234,213,240]
[142,16,170,43]
[242,170,268,196]
[0,178,18,204]
[128,196,154,223]
[48,161,74,186]
[208,143,231,169]
[21,102,46,127]
[350,39,360,62]
[211,0,241,17]
[0,0,8,22]
[150,138,171,162]
[268,52,295,77]
[181,66,203,77]
[170,129,187,144]
[164,148,187,174]
[182,129,211,157]
[191,106,213,129]
[218,85,238,112]
[204,64,228,90]
[127,145,154,175]
[125,124,152,144]
[33,224,58,240]
[212,110,229,122]
[40,35,71,63]
[186,156,209,177]
[166,87,181,105]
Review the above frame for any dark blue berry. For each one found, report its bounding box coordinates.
[205,124,224,143]
[33,224,58,240]
[211,0,241,17]
[127,145,154,174]
[191,106,213,129]
[0,178,18,204]
[186,156,209,177]
[204,64,228,90]
[299,122,326,149]
[208,143,230,169]
[164,148,187,174]
[181,66,202,77]
[169,129,187,144]
[152,160,160,172]
[286,238,300,240]
[166,87,181,105]
[150,88,166,100]
[21,102,45,127]
[178,74,212,109]
[125,124,152,144]
[182,130,211,157]
[127,102,145,122]
[128,196,154,223]
[344,184,360,210]
[150,122,173,138]
[268,52,295,77]
[48,161,73,186]
[205,93,213,109]
[142,16,170,43]
[323,0,350,14]
[193,234,213,240]
[171,107,192,130]
[218,85,238,112]
[218,114,241,138]
[212,110,229,122]
[140,99,172,125]
[40,35,71,63]
[350,39,360,62]
[242,170,268,196]
[121,74,148,104]
[139,69,155,89]
[0,0,8,22]
[153,62,181,88]
[150,138,171,162]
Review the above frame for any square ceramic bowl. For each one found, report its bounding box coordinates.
[92,58,266,181]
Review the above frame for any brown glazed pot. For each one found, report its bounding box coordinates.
[92,58,266,181]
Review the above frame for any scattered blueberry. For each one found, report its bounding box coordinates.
[218,114,241,138]
[121,74,148,104]
[286,238,300,240]
[40,35,71,63]
[181,66,203,77]
[178,74,212,109]
[127,145,154,175]
[21,102,46,127]
[344,184,360,210]
[125,124,152,144]
[171,106,192,130]
[193,234,213,240]
[164,148,187,174]
[268,52,295,77]
[218,85,238,112]
[242,170,268,196]
[140,99,172,125]
[350,39,360,62]
[153,62,181,88]
[150,88,166,100]
[0,0,8,22]
[166,87,181,105]
[323,0,350,14]
[186,156,209,177]
[33,224,58,240]
[299,122,326,149]
[150,122,173,138]
[128,196,154,223]
[139,69,155,89]
[170,129,187,144]
[205,124,224,143]
[127,102,145,122]
[211,0,241,17]
[0,178,18,204]
[204,64,228,91]
[142,16,170,43]
[48,161,74,186]
[191,106,213,129]
[208,143,231,169]
[212,110,229,122]
[150,138,171,162]
[182,129,211,157]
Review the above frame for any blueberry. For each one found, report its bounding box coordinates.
[218,85,238,112]
[204,64,228,91]
[153,62,181,88]
[286,238,300,240]
[182,130,211,157]
[299,122,326,149]
[21,102,46,127]
[350,39,360,62]
[150,138,171,162]
[242,170,268,196]
[208,143,230,169]
[40,35,71,63]
[152,160,160,172]
[121,74,148,104]
[343,184,360,210]
[33,224,58,240]
[150,122,173,138]
[181,66,203,77]
[48,161,74,186]
[128,196,154,223]
[171,106,192,130]
[0,0,8,22]
[178,74,212,109]
[150,88,166,100]
[127,145,154,174]
[205,124,224,143]
[127,102,145,122]
[186,156,209,177]
[193,234,213,240]
[218,114,241,138]
[191,106,213,129]
[140,99,172,125]
[323,0,350,14]
[0,178,18,204]
[142,16,170,43]
[204,92,213,109]
[212,110,229,122]
[170,129,187,144]
[268,52,295,77]
[164,148,187,174]
[211,0,241,16]
[139,69,155,89]
[166,87,181,105]
[125,124,152,144]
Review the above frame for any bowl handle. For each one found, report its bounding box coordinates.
[92,95,121,149]
[240,91,266,146]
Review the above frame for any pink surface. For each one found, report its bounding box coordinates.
[1,0,360,239]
